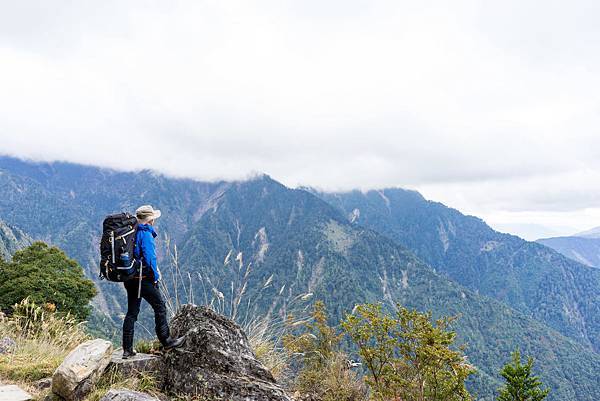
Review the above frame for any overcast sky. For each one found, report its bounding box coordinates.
[1,0,599,240]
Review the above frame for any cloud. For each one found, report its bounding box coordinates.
[0,0,599,238]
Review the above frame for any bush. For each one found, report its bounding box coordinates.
[342,303,474,401]
[0,242,96,320]
[284,301,367,401]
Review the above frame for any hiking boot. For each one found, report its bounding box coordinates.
[123,349,137,359]
[163,335,186,351]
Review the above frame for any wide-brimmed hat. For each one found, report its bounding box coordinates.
[135,205,162,222]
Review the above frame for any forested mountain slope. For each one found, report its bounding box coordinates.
[0,219,30,259]
[312,188,600,353]
[0,156,599,400]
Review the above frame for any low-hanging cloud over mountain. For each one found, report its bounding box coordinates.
[1,0,599,239]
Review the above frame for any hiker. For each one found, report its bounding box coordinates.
[122,205,185,358]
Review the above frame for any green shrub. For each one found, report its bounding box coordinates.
[342,303,474,401]
[0,242,96,320]
[284,301,367,401]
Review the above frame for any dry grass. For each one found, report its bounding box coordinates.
[245,317,291,381]
[0,299,168,401]
[0,299,90,399]
[0,299,89,382]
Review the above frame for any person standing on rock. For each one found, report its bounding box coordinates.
[122,205,185,359]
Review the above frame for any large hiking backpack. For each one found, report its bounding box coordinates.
[100,212,139,282]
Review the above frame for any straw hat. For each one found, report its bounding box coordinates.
[135,205,162,223]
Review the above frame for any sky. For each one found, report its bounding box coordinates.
[1,0,599,240]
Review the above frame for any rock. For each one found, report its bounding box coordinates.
[0,337,16,354]
[99,388,160,401]
[34,377,52,390]
[108,350,159,376]
[158,304,292,401]
[0,384,32,401]
[52,338,113,401]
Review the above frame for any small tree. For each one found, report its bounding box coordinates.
[497,349,549,401]
[0,242,96,320]
[284,301,367,401]
[342,303,474,401]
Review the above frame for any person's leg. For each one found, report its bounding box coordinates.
[140,281,170,344]
[122,280,142,356]
[140,281,185,350]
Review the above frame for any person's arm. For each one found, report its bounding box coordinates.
[140,231,161,282]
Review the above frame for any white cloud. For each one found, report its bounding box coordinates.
[0,0,599,238]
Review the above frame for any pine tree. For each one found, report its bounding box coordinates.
[498,349,549,401]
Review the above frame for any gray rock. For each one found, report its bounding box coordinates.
[52,339,113,401]
[108,350,159,376]
[0,384,32,401]
[158,304,292,401]
[99,388,160,401]
[0,337,16,354]
[34,377,52,390]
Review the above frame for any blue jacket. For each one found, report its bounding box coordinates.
[134,224,161,282]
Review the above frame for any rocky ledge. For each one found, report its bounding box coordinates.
[157,304,292,401]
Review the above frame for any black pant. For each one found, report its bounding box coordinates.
[122,279,170,350]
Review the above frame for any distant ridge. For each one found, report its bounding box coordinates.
[536,226,600,267]
[574,226,600,238]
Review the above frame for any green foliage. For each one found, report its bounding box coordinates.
[284,301,367,401]
[497,349,549,401]
[342,303,474,401]
[0,242,96,320]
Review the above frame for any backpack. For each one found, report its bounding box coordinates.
[100,212,139,282]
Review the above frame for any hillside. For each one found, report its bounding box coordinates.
[312,188,600,354]
[538,235,600,268]
[177,177,600,400]
[0,156,599,400]
[0,219,30,260]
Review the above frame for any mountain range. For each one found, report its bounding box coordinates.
[0,155,599,401]
[538,228,600,268]
[312,189,600,353]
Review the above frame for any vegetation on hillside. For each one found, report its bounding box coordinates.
[315,188,600,354]
[0,158,595,400]
[284,301,367,401]
[0,242,96,320]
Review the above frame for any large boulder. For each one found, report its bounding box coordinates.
[52,339,113,401]
[158,304,292,401]
[99,388,160,401]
